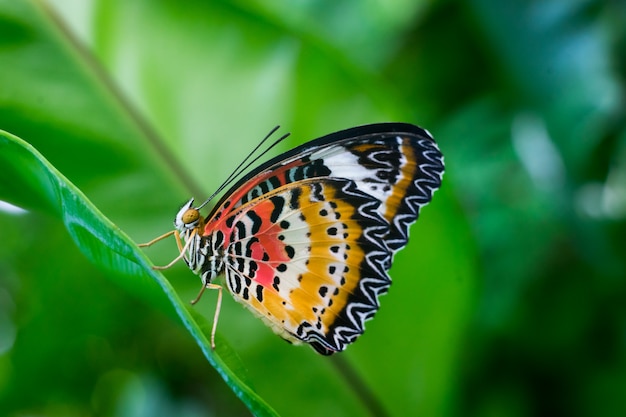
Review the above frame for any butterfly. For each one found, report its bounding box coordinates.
[140,123,444,355]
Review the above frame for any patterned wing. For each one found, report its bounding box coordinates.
[206,123,444,257]
[198,123,444,354]
[207,178,392,355]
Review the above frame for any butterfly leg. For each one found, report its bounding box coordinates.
[208,283,223,350]
[138,230,177,247]
[151,232,195,270]
[190,283,222,349]
[139,229,186,269]
[190,283,207,305]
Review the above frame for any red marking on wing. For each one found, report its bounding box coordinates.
[211,198,294,288]
[249,223,287,288]
[249,198,298,287]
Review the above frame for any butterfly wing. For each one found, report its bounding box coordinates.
[207,123,444,256]
[202,123,444,354]
[209,178,392,354]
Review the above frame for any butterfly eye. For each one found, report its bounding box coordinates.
[181,209,201,225]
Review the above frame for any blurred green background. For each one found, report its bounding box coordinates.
[1,0,625,416]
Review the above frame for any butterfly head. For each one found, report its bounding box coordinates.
[174,198,205,235]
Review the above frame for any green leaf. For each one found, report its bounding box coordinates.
[0,129,279,417]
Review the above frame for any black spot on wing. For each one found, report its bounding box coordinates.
[289,187,302,210]
[269,195,285,224]
[246,211,262,235]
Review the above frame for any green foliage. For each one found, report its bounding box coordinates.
[0,130,277,416]
[1,0,625,416]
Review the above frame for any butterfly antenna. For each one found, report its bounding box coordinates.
[219,131,290,191]
[222,126,282,186]
[197,127,291,209]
